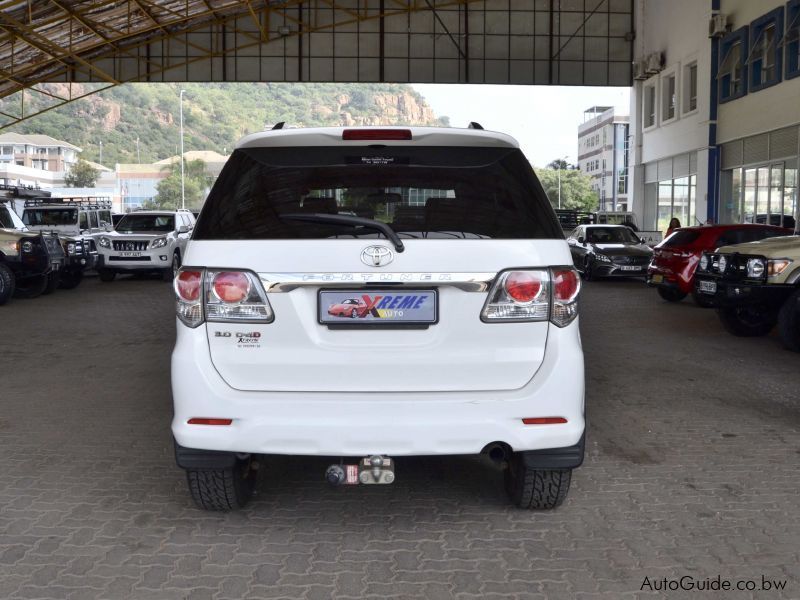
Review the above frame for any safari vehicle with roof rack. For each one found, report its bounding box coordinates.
[22,196,112,289]
[0,201,66,304]
[95,209,195,282]
[171,124,585,512]
[694,231,800,351]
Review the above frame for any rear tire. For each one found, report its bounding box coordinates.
[657,286,687,302]
[504,455,571,510]
[59,269,83,290]
[98,268,116,282]
[0,263,14,305]
[717,304,776,337]
[582,258,593,281]
[185,457,257,511]
[691,290,716,308]
[777,290,800,352]
[14,274,48,299]
[41,271,60,296]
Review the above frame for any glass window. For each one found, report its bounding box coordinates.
[116,214,176,232]
[89,211,99,229]
[662,73,677,121]
[786,0,800,79]
[79,212,89,230]
[719,28,748,102]
[783,163,798,229]
[673,177,690,226]
[23,208,78,226]
[658,181,673,234]
[743,168,757,222]
[683,62,698,112]
[748,8,784,91]
[644,84,656,128]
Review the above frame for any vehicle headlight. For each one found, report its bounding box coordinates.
[767,259,792,277]
[717,255,727,273]
[98,236,110,248]
[746,258,765,278]
[699,254,709,271]
[150,237,167,249]
[595,253,612,262]
[66,243,76,255]
[21,240,34,253]
[0,240,19,256]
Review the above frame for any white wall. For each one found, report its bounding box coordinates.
[634,0,711,164]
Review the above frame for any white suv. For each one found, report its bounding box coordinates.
[172,126,585,511]
[96,210,194,282]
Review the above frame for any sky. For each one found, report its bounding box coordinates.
[412,84,630,168]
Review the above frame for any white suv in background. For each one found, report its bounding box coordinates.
[96,210,194,282]
[171,126,585,511]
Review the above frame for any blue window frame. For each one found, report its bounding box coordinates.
[748,7,784,91]
[787,0,800,79]
[719,27,748,102]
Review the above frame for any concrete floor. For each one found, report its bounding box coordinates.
[0,274,798,599]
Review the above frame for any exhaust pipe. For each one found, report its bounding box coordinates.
[483,442,510,463]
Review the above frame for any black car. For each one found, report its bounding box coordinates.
[567,224,653,280]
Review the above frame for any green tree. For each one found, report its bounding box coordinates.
[546,158,572,170]
[64,159,99,187]
[153,158,210,209]
[536,168,598,212]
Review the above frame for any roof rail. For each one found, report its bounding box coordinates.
[24,196,113,210]
[468,122,484,130]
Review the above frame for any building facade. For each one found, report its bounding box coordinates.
[629,0,800,233]
[577,106,630,212]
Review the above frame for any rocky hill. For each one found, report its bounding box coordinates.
[4,82,445,165]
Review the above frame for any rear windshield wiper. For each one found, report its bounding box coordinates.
[280,213,405,253]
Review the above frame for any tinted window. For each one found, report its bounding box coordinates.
[98,210,112,228]
[662,230,701,247]
[23,209,78,226]
[116,214,175,232]
[79,212,89,230]
[715,227,788,247]
[0,206,15,228]
[194,147,561,240]
[89,212,99,228]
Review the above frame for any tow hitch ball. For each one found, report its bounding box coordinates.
[325,455,395,486]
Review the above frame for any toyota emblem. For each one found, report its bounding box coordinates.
[360,245,394,267]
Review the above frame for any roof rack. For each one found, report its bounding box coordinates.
[24,196,113,210]
[0,183,50,198]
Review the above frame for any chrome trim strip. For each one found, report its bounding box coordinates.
[258,272,497,292]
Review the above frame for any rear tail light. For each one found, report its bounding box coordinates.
[481,270,550,322]
[481,267,580,326]
[551,268,580,327]
[174,268,274,328]
[342,128,412,141]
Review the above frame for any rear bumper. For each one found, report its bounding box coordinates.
[646,265,693,293]
[171,319,586,458]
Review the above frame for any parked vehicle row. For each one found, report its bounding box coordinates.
[1,197,195,306]
[643,223,799,351]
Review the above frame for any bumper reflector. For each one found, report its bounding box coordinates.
[187,418,233,426]
[522,417,568,425]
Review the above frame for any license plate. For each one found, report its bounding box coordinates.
[621,265,642,271]
[119,251,142,258]
[319,289,437,325]
[651,274,664,283]
[698,280,717,294]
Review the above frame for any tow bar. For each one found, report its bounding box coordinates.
[325,455,395,486]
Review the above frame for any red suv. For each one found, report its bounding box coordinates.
[647,224,791,306]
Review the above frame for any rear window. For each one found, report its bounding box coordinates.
[194,146,562,240]
[23,208,78,226]
[715,227,788,247]
[662,230,702,247]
